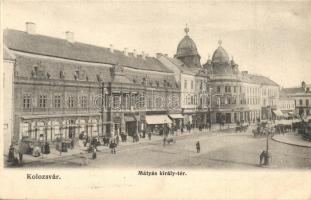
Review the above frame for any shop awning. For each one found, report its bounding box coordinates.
[145,115,172,124]
[272,109,284,117]
[169,114,184,119]
[124,115,136,122]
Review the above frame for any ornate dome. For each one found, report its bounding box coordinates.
[176,26,199,57]
[212,40,229,63]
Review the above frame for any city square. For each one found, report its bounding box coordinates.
[2,1,311,200]
[9,126,311,169]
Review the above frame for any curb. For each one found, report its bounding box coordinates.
[272,136,311,148]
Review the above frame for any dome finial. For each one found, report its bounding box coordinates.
[184,24,189,35]
[218,40,222,46]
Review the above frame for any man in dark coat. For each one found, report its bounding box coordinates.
[259,150,266,165]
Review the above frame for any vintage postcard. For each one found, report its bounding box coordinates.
[1,0,311,199]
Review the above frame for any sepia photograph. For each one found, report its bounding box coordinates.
[1,0,311,199]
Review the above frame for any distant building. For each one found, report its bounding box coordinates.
[277,89,296,118]
[282,81,311,117]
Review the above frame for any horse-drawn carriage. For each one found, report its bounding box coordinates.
[235,123,249,132]
[252,121,274,137]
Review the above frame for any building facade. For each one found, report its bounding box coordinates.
[2,46,15,153]
[203,41,280,124]
[282,81,311,117]
[4,23,181,145]
[158,27,209,128]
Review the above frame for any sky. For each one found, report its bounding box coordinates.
[2,0,311,88]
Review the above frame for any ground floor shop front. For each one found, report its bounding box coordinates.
[13,110,186,144]
[210,109,261,124]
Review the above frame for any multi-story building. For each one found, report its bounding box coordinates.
[3,22,181,145]
[158,27,209,128]
[203,41,280,123]
[282,81,311,117]
[277,90,296,118]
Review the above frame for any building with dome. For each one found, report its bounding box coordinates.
[158,26,209,128]
[203,41,280,124]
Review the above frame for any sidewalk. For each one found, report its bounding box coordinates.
[272,133,311,148]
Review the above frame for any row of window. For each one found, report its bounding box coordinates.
[215,85,278,97]
[296,99,310,106]
[184,96,209,106]
[23,94,179,110]
[217,86,241,93]
[23,94,89,109]
[183,80,207,91]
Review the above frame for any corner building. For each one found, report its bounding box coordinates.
[203,41,280,123]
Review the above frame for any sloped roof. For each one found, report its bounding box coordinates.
[3,45,15,61]
[165,57,207,77]
[282,87,305,94]
[3,29,172,73]
[241,74,279,86]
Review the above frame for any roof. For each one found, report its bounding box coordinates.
[241,73,279,86]
[212,44,229,63]
[282,87,305,94]
[4,29,172,73]
[164,57,207,77]
[176,35,199,57]
[3,45,15,61]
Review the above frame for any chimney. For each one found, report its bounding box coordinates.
[25,22,36,34]
[65,31,74,43]
[124,48,128,56]
[109,44,114,53]
[133,49,137,57]
[142,51,146,59]
[156,53,163,59]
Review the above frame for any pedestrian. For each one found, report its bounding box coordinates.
[259,150,266,165]
[196,141,200,153]
[116,134,120,145]
[110,140,116,154]
[8,145,15,162]
[92,148,97,159]
[163,136,166,146]
[148,131,151,140]
[18,152,23,164]
[71,138,74,149]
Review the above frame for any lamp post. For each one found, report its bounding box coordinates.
[101,82,105,137]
